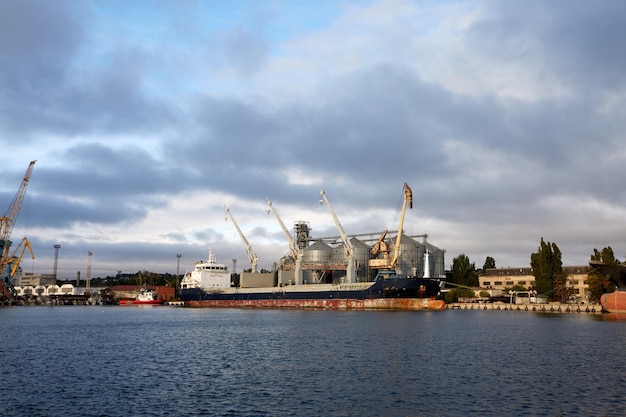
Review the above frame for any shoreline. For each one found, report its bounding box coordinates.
[447,302,602,313]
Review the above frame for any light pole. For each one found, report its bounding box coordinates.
[176,253,181,292]
[86,251,93,295]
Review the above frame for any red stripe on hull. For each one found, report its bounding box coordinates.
[185,298,445,310]
[601,291,626,313]
[118,300,164,305]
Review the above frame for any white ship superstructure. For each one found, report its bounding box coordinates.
[180,249,230,290]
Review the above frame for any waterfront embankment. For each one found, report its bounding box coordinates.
[448,302,602,313]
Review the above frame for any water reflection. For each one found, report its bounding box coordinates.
[595,312,626,322]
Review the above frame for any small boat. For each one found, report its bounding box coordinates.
[118,287,163,305]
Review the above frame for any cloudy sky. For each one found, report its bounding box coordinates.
[2,0,626,279]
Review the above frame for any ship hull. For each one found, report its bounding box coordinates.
[180,277,444,310]
[600,291,626,314]
[186,298,444,310]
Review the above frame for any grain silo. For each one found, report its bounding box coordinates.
[302,240,333,284]
[350,237,372,282]
[396,234,419,277]
[330,237,371,282]
[303,240,333,263]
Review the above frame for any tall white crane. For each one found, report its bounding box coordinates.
[266,197,303,284]
[319,189,356,283]
[224,205,258,273]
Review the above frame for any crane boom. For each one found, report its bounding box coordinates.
[8,237,34,279]
[224,205,258,273]
[265,197,301,259]
[0,161,36,244]
[389,183,413,267]
[319,189,353,257]
[1,160,36,290]
[319,189,356,283]
[368,183,413,270]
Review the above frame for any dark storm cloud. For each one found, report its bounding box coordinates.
[472,0,626,89]
[171,65,463,208]
[24,143,181,228]
[172,61,605,217]
[0,0,82,94]
[0,0,176,138]
[0,0,83,135]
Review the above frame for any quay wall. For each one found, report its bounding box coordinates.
[448,302,602,314]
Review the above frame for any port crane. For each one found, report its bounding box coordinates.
[224,204,258,273]
[0,160,36,298]
[368,183,413,272]
[266,197,303,284]
[319,189,356,283]
[7,237,34,280]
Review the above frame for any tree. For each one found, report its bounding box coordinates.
[588,246,619,301]
[530,237,566,301]
[443,287,476,303]
[451,254,478,287]
[483,256,496,271]
[590,246,620,265]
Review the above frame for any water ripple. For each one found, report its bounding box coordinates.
[1,308,625,416]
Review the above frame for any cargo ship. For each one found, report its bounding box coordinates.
[180,185,445,310]
[179,249,444,310]
[590,260,626,313]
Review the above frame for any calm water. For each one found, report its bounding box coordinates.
[1,307,625,417]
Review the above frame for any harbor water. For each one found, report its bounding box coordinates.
[1,307,626,417]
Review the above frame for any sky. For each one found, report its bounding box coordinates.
[2,0,626,279]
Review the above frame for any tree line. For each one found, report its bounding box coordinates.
[446,237,619,303]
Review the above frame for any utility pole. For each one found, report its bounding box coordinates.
[176,253,181,290]
[53,244,61,280]
[86,251,92,294]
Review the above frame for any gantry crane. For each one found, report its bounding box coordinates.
[0,160,36,296]
[266,197,303,284]
[368,183,413,272]
[319,189,356,283]
[224,205,258,273]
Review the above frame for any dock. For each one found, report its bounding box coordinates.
[447,302,602,314]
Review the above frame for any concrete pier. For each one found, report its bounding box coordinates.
[447,302,602,314]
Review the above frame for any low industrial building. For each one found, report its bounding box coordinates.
[14,272,56,287]
[480,266,590,301]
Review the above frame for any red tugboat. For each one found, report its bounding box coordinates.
[118,287,163,305]
[589,261,626,313]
